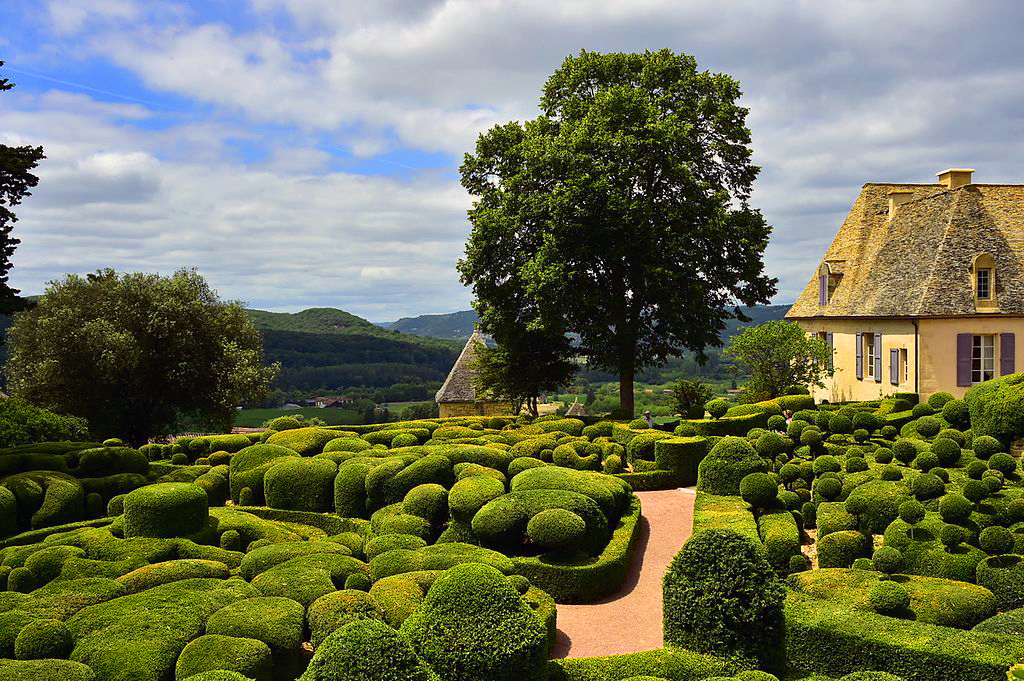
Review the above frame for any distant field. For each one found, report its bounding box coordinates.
[233,406,362,427]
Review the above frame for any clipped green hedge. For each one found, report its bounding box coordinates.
[0,659,97,681]
[300,618,439,681]
[122,483,208,539]
[692,492,759,544]
[652,437,708,487]
[399,563,547,681]
[174,634,272,681]
[513,494,641,603]
[306,589,385,648]
[205,595,305,662]
[758,510,800,573]
[784,590,1024,681]
[964,373,1024,444]
[264,457,338,513]
[546,647,728,680]
[696,437,769,496]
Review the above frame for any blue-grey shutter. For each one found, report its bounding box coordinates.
[855,332,863,380]
[819,275,828,305]
[826,332,834,371]
[890,348,899,385]
[1001,333,1016,375]
[956,333,972,386]
[874,332,883,382]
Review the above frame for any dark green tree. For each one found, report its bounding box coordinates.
[459,49,775,416]
[724,320,833,401]
[4,269,279,444]
[0,61,45,314]
[471,329,577,416]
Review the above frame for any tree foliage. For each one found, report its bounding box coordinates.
[458,49,776,416]
[4,269,278,444]
[724,320,833,401]
[0,61,45,314]
[470,330,577,416]
[670,378,714,419]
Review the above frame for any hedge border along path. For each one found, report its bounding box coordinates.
[551,487,695,659]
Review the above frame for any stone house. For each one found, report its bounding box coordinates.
[435,331,512,418]
[787,168,1023,402]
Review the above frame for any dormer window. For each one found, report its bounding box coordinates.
[977,268,992,300]
[972,253,997,310]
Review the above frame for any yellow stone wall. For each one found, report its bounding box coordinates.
[918,317,1024,398]
[794,319,917,403]
[438,401,513,418]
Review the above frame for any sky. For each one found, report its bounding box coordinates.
[2,1,1024,322]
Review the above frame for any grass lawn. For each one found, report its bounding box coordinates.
[233,406,362,427]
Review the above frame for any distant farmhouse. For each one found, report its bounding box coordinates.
[435,331,512,418]
[787,168,1022,402]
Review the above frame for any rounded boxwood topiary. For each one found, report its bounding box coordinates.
[936,428,966,447]
[755,432,789,459]
[939,493,973,523]
[853,411,879,433]
[801,502,817,529]
[846,457,869,473]
[175,635,272,681]
[931,438,961,467]
[740,473,779,511]
[869,580,910,616]
[170,452,189,465]
[14,619,73,660]
[206,596,305,659]
[302,618,440,681]
[881,425,898,440]
[915,416,941,439]
[984,474,1004,494]
[880,465,903,482]
[852,429,870,444]
[815,477,842,502]
[874,447,893,464]
[812,455,841,476]
[663,529,784,666]
[123,482,208,538]
[851,557,874,571]
[942,399,971,430]
[509,457,547,478]
[941,523,967,552]
[973,435,1004,460]
[800,428,823,449]
[967,460,989,480]
[838,673,907,681]
[913,451,939,473]
[976,555,1024,611]
[403,484,449,527]
[264,457,339,513]
[829,414,853,435]
[899,499,925,526]
[818,530,872,568]
[789,553,811,573]
[706,399,729,419]
[872,546,904,577]
[345,573,372,592]
[911,473,945,501]
[912,403,935,418]
[399,563,547,681]
[526,508,586,554]
[448,476,506,525]
[767,415,786,432]
[307,590,386,648]
[8,567,36,593]
[696,437,769,496]
[787,420,810,441]
[220,529,243,552]
[928,392,955,410]
[980,526,1015,556]
[989,452,1018,476]
[962,479,989,504]
[893,439,918,465]
[931,467,950,484]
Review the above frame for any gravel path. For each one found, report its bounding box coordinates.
[550,487,696,659]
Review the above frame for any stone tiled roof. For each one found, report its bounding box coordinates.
[565,399,588,417]
[435,331,488,403]
[788,183,1024,318]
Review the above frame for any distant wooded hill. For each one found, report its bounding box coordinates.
[380,305,792,342]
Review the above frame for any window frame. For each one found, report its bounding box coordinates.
[865,333,876,380]
[977,268,992,300]
[900,348,908,384]
[972,334,995,384]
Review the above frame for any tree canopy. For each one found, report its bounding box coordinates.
[470,328,577,416]
[4,269,279,444]
[0,61,45,314]
[458,49,776,416]
[724,320,833,401]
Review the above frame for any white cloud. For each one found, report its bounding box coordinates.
[7,0,1024,319]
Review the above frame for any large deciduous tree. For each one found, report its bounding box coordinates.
[458,49,776,417]
[724,320,833,401]
[4,269,279,444]
[471,328,578,417]
[0,61,45,314]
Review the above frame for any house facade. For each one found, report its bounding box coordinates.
[787,168,1023,402]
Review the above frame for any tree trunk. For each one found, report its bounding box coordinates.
[619,361,635,418]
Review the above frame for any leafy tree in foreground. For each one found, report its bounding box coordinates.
[459,49,776,416]
[4,269,279,444]
[0,61,45,314]
[471,328,577,416]
[724,320,833,401]
[670,378,714,419]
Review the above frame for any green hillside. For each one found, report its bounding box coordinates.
[383,309,479,340]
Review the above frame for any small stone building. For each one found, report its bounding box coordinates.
[435,331,512,418]
[787,168,1024,402]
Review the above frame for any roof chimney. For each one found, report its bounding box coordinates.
[888,189,913,220]
[937,168,974,189]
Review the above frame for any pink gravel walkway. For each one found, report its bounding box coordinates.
[551,487,696,659]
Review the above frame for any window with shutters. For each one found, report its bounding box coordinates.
[901,348,908,384]
[973,335,995,384]
[972,253,997,309]
[865,333,876,379]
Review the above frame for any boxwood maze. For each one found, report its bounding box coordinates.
[674,383,1024,681]
[0,413,699,680]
